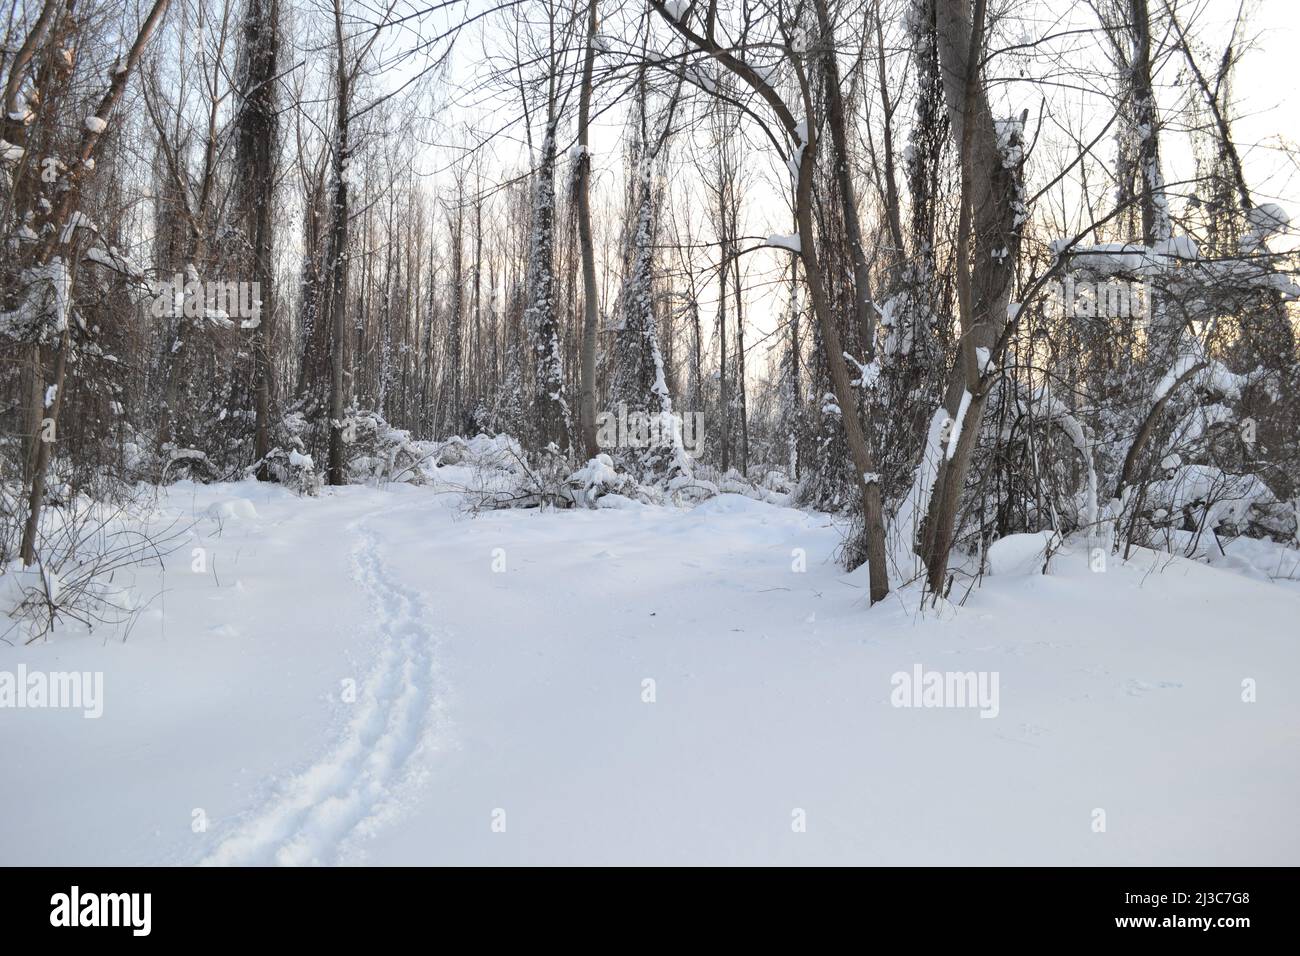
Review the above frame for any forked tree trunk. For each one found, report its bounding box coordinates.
[919,0,1021,594]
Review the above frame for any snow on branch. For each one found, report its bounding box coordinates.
[765,233,801,253]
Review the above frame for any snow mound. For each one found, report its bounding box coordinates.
[206,498,259,522]
[0,562,60,612]
[987,530,1060,576]
[595,493,647,511]
[690,493,779,516]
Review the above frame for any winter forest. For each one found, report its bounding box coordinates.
[1,0,1299,869]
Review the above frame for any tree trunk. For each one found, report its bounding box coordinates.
[19,0,173,564]
[1130,0,1170,246]
[810,0,889,601]
[240,0,280,478]
[326,0,350,486]
[919,0,1021,594]
[576,0,601,459]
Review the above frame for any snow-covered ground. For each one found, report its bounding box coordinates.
[2,476,1298,865]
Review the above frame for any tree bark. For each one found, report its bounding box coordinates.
[239,0,280,478]
[19,0,173,564]
[919,0,1021,594]
[576,0,601,459]
[326,0,350,485]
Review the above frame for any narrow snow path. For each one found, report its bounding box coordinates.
[202,502,444,866]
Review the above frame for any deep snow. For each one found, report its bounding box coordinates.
[1,476,1298,865]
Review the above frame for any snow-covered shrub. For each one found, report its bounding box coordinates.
[0,561,64,640]
[431,436,470,466]
[159,446,221,483]
[342,409,436,484]
[0,493,184,644]
[567,454,643,508]
[1143,464,1294,543]
[671,463,790,508]
[760,470,795,496]
[436,433,526,472]
[252,411,321,495]
[444,439,670,511]
[458,442,573,510]
[665,471,718,505]
[253,407,433,490]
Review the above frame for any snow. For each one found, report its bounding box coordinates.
[1055,234,1198,275]
[3,481,1300,864]
[0,562,61,614]
[205,497,260,522]
[687,64,717,93]
[844,352,880,390]
[84,245,145,280]
[1152,340,1244,404]
[1241,202,1290,252]
[59,210,92,245]
[84,115,107,134]
[995,114,1024,167]
[0,259,74,338]
[946,390,972,460]
[1246,202,1288,236]
[689,492,775,516]
[1026,386,1098,529]
[766,233,801,253]
[568,454,624,508]
[894,407,951,568]
[1148,464,1279,531]
[662,0,689,21]
[1153,354,1201,402]
[986,530,1060,576]
[1152,234,1198,260]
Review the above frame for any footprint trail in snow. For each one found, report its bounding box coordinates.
[201,505,444,866]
